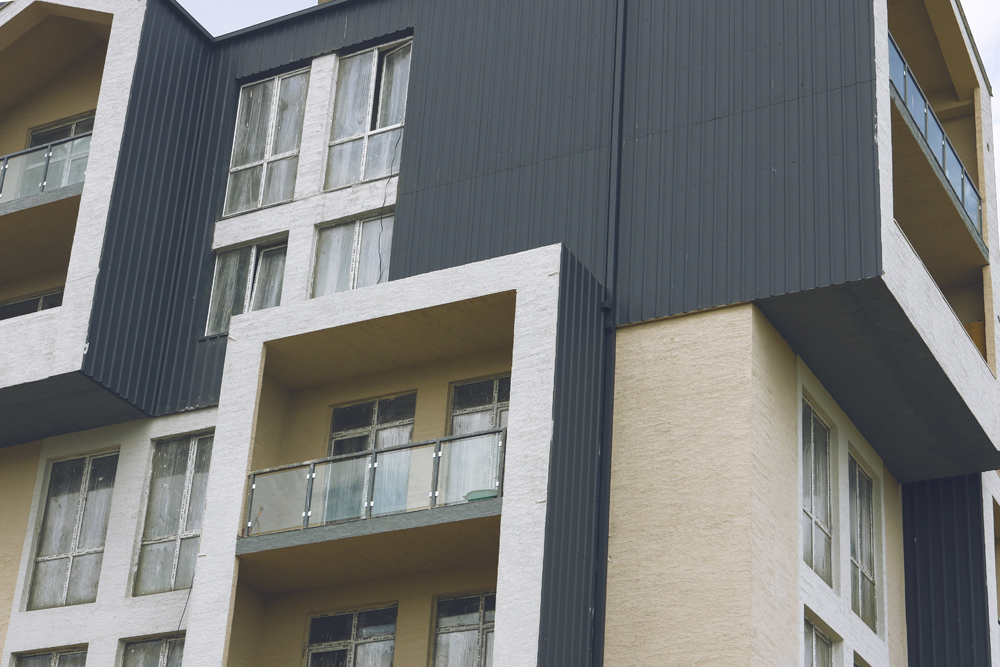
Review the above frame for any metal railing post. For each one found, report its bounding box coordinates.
[303,462,316,528]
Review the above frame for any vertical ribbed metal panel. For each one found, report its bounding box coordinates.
[537,247,608,667]
[83,0,226,414]
[902,474,992,666]
[614,0,881,324]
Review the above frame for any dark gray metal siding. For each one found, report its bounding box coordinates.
[615,0,881,324]
[538,247,608,666]
[903,475,992,666]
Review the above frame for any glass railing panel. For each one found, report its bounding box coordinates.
[0,134,91,204]
[889,41,906,92]
[926,115,945,164]
[437,432,502,507]
[906,82,927,135]
[944,140,964,198]
[371,443,436,516]
[964,176,981,224]
[311,456,370,524]
[248,465,310,534]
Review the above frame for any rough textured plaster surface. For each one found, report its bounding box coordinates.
[0,440,41,645]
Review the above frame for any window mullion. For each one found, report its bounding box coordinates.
[359,52,379,180]
[349,220,363,289]
[244,245,258,314]
[61,455,92,604]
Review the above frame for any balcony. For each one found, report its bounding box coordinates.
[0,133,91,204]
[244,429,505,536]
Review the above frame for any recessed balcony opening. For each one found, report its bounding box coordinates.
[0,5,110,205]
[888,35,988,360]
[0,193,77,321]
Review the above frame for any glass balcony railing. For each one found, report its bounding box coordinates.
[0,133,92,204]
[889,35,982,234]
[243,429,506,536]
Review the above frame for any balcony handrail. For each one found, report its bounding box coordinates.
[888,33,982,234]
[243,427,507,536]
[0,132,93,202]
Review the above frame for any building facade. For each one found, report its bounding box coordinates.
[0,0,997,665]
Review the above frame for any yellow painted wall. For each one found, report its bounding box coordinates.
[252,349,512,471]
[0,441,41,641]
[605,304,800,664]
[228,564,496,667]
[0,44,106,155]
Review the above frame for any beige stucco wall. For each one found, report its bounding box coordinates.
[0,440,40,644]
[0,43,106,155]
[227,564,496,667]
[252,349,512,471]
[604,303,799,665]
[884,467,907,666]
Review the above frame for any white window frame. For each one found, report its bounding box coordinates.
[133,434,213,596]
[799,360,888,667]
[122,637,183,667]
[15,649,87,667]
[28,451,119,610]
[802,399,834,586]
[223,67,310,216]
[311,213,394,297]
[324,38,412,191]
[205,241,287,336]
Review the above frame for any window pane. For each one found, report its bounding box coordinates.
[497,377,510,403]
[451,410,493,437]
[207,246,253,335]
[375,424,413,450]
[354,640,393,667]
[815,631,832,667]
[65,552,102,605]
[232,79,273,167]
[58,653,87,667]
[861,575,877,630]
[28,557,69,610]
[31,124,73,147]
[310,650,348,667]
[37,458,85,557]
[74,117,95,135]
[437,596,481,627]
[250,245,287,311]
[801,403,812,512]
[859,470,874,572]
[484,631,494,667]
[123,640,164,667]
[814,526,832,585]
[310,613,353,644]
[174,536,199,590]
[377,44,411,129]
[813,417,830,526]
[325,139,364,190]
[144,439,189,540]
[434,631,478,667]
[313,457,368,523]
[185,437,214,532]
[849,458,859,562]
[804,621,814,667]
[77,454,118,549]
[314,223,358,297]
[263,156,298,206]
[802,511,813,566]
[484,594,495,620]
[358,607,397,637]
[18,656,54,667]
[135,540,177,596]
[852,564,861,617]
[453,380,495,411]
[225,165,263,215]
[333,401,375,433]
[363,128,403,180]
[331,52,374,141]
[356,216,393,288]
[165,641,184,667]
[332,435,370,456]
[41,291,64,310]
[377,392,416,424]
[272,71,310,155]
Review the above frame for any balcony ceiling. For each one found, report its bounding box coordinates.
[0,7,110,114]
[887,0,977,102]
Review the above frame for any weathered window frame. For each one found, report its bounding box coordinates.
[306,605,397,666]
[205,241,287,336]
[449,375,510,436]
[849,454,877,631]
[324,39,412,190]
[802,399,833,586]
[122,637,184,667]
[15,649,87,667]
[804,618,833,667]
[433,592,496,667]
[312,213,394,298]
[0,289,64,321]
[133,434,214,597]
[28,111,95,149]
[223,67,311,216]
[28,452,119,610]
[328,391,416,456]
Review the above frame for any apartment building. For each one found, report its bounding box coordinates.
[0,0,997,664]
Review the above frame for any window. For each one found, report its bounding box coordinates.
[122,638,183,667]
[0,289,63,321]
[433,593,495,667]
[450,376,510,436]
[804,619,832,667]
[205,243,287,335]
[16,651,86,667]
[330,393,416,456]
[325,40,412,190]
[134,435,213,596]
[29,113,95,148]
[850,455,876,630]
[313,215,393,297]
[224,69,310,216]
[802,400,832,585]
[307,606,397,666]
[28,453,118,610]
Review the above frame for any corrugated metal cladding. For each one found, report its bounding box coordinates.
[538,248,608,667]
[902,475,992,666]
[615,0,881,324]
